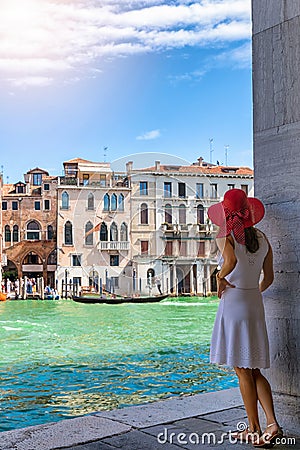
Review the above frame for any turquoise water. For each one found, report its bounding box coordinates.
[0,297,237,431]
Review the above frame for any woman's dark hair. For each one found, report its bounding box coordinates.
[245,226,259,253]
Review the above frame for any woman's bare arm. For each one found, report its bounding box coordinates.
[259,241,274,292]
[216,236,237,298]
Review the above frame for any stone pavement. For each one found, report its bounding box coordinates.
[0,388,299,450]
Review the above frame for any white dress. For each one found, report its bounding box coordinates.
[210,230,270,369]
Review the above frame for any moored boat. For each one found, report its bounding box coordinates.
[72,294,169,305]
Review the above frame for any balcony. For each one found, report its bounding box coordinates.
[98,241,130,251]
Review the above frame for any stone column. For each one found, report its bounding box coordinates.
[252,0,300,433]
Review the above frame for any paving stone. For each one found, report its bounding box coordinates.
[198,406,247,425]
[95,388,243,429]
[63,442,117,450]
[102,429,183,449]
[0,416,131,450]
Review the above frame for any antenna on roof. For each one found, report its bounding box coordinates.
[225,145,229,166]
[209,138,213,163]
[103,146,108,162]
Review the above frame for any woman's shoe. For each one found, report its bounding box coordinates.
[230,428,261,443]
[253,422,283,448]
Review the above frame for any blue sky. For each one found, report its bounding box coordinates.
[0,0,252,183]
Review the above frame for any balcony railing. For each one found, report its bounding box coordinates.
[98,241,130,251]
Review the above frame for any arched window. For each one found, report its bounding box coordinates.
[147,268,155,286]
[110,222,118,241]
[89,269,99,292]
[100,222,108,241]
[85,221,93,245]
[111,193,117,211]
[118,194,124,211]
[165,204,172,224]
[87,193,94,210]
[64,221,73,245]
[197,204,205,224]
[47,250,57,265]
[140,203,148,224]
[120,222,128,241]
[62,191,69,209]
[103,193,110,211]
[47,225,53,240]
[13,225,19,242]
[179,204,186,225]
[5,225,11,242]
[26,220,41,240]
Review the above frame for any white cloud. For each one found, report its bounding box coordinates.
[136,129,161,140]
[0,0,251,86]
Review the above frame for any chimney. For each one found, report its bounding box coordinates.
[197,157,204,166]
[155,160,161,171]
[126,161,133,174]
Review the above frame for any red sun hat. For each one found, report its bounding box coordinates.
[207,188,265,245]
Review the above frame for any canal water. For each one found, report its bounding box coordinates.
[0,297,237,431]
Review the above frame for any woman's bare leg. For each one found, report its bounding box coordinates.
[234,367,261,433]
[252,369,279,435]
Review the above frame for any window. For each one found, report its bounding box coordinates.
[140,181,148,195]
[2,201,7,210]
[179,241,187,257]
[118,194,124,211]
[211,184,218,198]
[83,174,89,186]
[26,221,41,240]
[197,241,205,257]
[13,225,19,242]
[196,183,204,199]
[72,255,81,266]
[5,225,11,242]
[61,191,69,209]
[44,183,50,191]
[141,240,149,255]
[164,182,172,197]
[47,250,57,265]
[111,277,119,288]
[12,201,18,210]
[110,222,118,241]
[87,193,94,210]
[33,173,42,186]
[165,204,172,224]
[100,175,106,187]
[64,221,73,245]
[73,277,82,286]
[34,201,41,210]
[44,200,50,210]
[140,203,148,224]
[120,222,128,241]
[179,204,186,225]
[100,222,108,241]
[16,185,25,193]
[47,225,54,240]
[103,193,110,211]
[85,221,93,245]
[111,193,117,211]
[241,184,249,195]
[165,241,173,256]
[24,252,41,264]
[197,204,205,224]
[178,183,186,198]
[110,255,119,266]
[228,184,235,190]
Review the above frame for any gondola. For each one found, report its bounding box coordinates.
[72,294,169,305]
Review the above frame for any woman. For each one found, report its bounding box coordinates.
[208,189,283,448]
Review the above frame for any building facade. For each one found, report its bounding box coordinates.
[128,157,253,296]
[1,156,253,297]
[56,158,131,296]
[2,168,57,287]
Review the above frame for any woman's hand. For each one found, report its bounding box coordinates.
[217,277,235,298]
